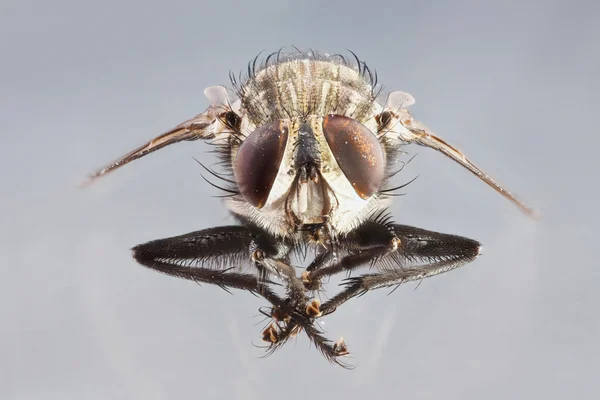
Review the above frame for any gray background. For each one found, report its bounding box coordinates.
[2,0,598,399]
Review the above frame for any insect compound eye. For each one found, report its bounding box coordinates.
[322,115,385,199]
[233,120,289,208]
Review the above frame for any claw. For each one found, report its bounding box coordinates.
[271,306,291,323]
[302,271,321,291]
[306,299,323,318]
[261,323,280,343]
[333,337,349,356]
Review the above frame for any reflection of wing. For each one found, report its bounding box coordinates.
[398,112,539,219]
[81,112,217,186]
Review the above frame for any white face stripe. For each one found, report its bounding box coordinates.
[261,118,296,209]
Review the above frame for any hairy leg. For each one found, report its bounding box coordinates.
[130,225,350,365]
[320,224,482,315]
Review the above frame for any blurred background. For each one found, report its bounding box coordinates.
[1,0,598,399]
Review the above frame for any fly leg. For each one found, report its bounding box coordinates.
[261,221,402,366]
[251,254,349,366]
[131,226,341,363]
[247,232,305,305]
[320,224,482,315]
[247,231,356,367]
[301,220,400,292]
[131,226,268,293]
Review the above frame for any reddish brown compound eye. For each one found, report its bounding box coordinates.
[322,115,385,199]
[233,120,289,208]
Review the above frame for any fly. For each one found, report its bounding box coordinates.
[84,50,537,368]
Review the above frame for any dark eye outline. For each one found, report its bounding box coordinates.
[322,114,385,199]
[233,120,289,208]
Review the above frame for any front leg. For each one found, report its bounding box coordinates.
[244,231,307,306]
[257,220,437,367]
[130,224,299,305]
[302,220,401,291]
[320,224,482,315]
[131,226,345,365]
[131,226,270,292]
